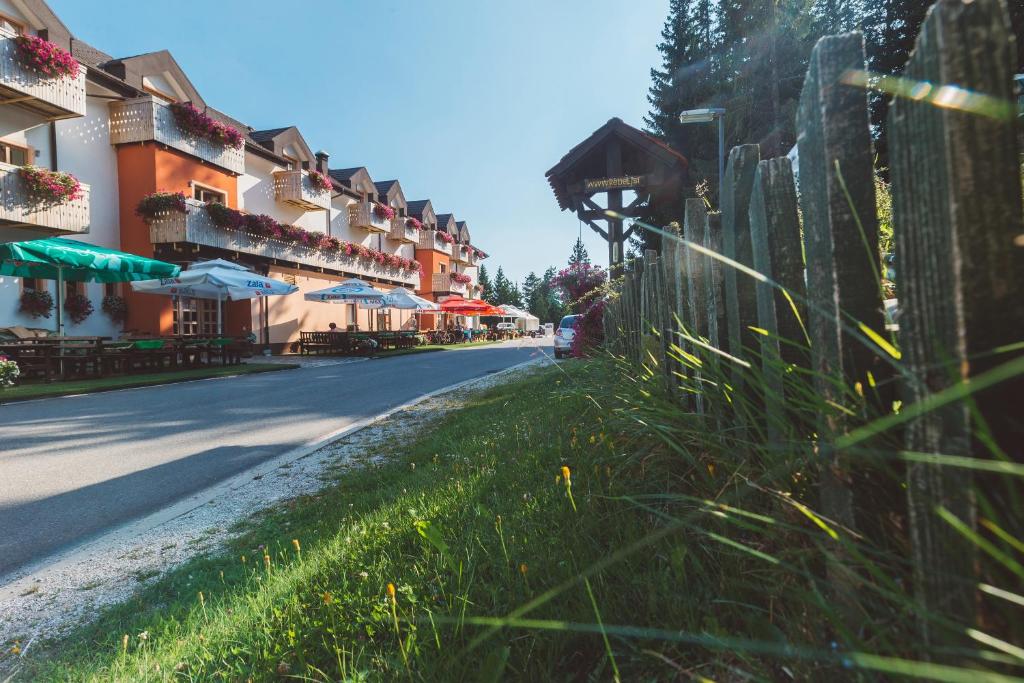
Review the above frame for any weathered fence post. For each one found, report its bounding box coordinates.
[640,249,664,373]
[682,199,709,413]
[795,31,891,534]
[748,156,808,443]
[889,0,1024,650]
[704,211,725,356]
[722,144,762,367]
[662,222,691,406]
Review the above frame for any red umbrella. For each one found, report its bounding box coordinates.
[439,296,502,316]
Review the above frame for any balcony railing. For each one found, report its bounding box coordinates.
[0,30,86,119]
[451,244,472,265]
[0,162,90,238]
[109,97,246,174]
[149,199,418,286]
[388,217,420,243]
[431,272,467,294]
[417,230,453,255]
[348,201,390,233]
[273,170,330,211]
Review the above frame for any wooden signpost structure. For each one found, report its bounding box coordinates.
[546,118,688,270]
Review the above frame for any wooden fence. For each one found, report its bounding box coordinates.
[601,0,1023,646]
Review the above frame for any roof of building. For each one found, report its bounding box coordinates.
[250,127,291,143]
[545,117,689,211]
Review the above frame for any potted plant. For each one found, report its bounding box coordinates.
[19,166,82,206]
[19,288,53,319]
[373,203,395,221]
[0,355,19,388]
[435,230,454,244]
[102,295,128,324]
[168,102,244,149]
[450,272,472,284]
[307,170,332,194]
[135,191,187,222]
[405,217,423,231]
[65,292,93,324]
[14,34,78,80]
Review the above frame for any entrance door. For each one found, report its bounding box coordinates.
[174,297,218,336]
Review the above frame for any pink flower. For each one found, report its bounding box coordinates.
[373,203,395,221]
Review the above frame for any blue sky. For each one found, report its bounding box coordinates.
[53,0,669,285]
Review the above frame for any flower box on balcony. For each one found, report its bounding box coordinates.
[148,199,419,286]
[273,170,330,211]
[417,229,453,255]
[387,216,419,243]
[431,272,465,293]
[109,97,246,174]
[0,29,85,119]
[0,161,90,241]
[348,200,390,233]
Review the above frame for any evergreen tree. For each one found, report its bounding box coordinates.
[539,267,565,324]
[522,271,541,314]
[477,264,495,302]
[568,237,590,266]
[492,267,523,307]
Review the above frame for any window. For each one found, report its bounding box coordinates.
[345,303,356,328]
[0,14,25,35]
[0,140,29,166]
[22,277,43,292]
[193,184,226,205]
[174,297,218,336]
[103,283,120,298]
[439,263,446,274]
[66,280,84,299]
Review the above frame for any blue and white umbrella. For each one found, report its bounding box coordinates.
[131,259,298,333]
[304,278,386,304]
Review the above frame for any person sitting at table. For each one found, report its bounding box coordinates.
[328,322,340,333]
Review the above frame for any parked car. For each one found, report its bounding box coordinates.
[553,314,580,359]
[542,323,554,336]
[496,322,517,332]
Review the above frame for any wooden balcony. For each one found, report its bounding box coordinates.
[273,170,330,211]
[388,217,420,243]
[0,162,90,241]
[348,201,390,233]
[148,199,418,286]
[451,244,472,265]
[431,272,467,294]
[417,230,453,255]
[109,97,246,174]
[0,30,86,120]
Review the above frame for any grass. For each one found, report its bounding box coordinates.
[0,363,297,403]
[12,363,714,681]
[7,328,1022,679]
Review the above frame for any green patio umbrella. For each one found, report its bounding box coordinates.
[0,237,181,335]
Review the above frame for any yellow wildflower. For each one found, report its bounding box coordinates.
[519,563,528,576]
[561,466,571,483]
[387,582,397,605]
[292,539,301,553]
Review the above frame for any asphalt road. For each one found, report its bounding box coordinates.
[0,338,551,578]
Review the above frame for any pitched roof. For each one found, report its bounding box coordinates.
[250,127,291,143]
[407,200,432,219]
[545,117,689,211]
[374,180,399,196]
[435,213,456,233]
[329,167,365,182]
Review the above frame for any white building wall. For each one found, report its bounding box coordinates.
[0,85,123,337]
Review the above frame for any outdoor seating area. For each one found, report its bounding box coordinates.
[299,330,421,355]
[0,334,252,382]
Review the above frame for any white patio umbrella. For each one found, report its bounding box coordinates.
[381,288,439,311]
[130,259,298,334]
[304,278,386,304]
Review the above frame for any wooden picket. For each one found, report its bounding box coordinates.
[595,0,1022,646]
[748,156,807,442]
[888,0,1024,647]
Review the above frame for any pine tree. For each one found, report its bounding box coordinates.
[477,264,495,302]
[568,238,590,266]
[522,271,541,312]
[492,267,523,307]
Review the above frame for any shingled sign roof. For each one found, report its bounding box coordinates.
[545,117,688,211]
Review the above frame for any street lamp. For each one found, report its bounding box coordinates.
[678,107,726,208]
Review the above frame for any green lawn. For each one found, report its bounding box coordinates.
[0,363,298,403]
[15,363,696,681]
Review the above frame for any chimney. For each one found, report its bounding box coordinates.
[315,150,329,173]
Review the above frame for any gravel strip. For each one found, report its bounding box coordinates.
[0,359,543,664]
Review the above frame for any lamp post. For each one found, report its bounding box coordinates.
[678,108,726,208]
